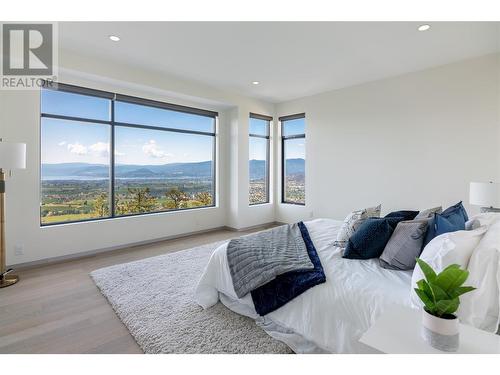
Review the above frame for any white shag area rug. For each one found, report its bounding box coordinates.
[90,241,293,354]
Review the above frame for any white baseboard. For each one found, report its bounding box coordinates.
[222,221,284,232]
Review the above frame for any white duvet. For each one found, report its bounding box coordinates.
[195,218,413,353]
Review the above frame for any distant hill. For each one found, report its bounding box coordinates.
[285,158,305,175]
[42,158,305,180]
[121,168,158,178]
[249,160,265,180]
[249,158,304,180]
[42,161,214,179]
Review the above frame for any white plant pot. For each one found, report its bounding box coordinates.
[422,309,459,352]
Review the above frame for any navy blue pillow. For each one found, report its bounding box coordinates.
[422,201,468,248]
[343,217,405,260]
[434,213,462,237]
[441,201,468,227]
[385,210,419,221]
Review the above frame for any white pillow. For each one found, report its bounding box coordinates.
[410,226,487,308]
[465,212,500,230]
[458,219,500,332]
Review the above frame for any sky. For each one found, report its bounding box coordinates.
[41,118,214,165]
[281,118,305,159]
[41,89,214,165]
[41,89,305,165]
[248,117,305,160]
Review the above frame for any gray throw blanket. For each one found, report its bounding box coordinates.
[227,223,314,298]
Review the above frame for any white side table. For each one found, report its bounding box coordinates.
[359,304,500,354]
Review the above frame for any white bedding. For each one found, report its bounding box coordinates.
[195,218,414,353]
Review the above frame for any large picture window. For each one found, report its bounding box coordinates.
[280,114,305,205]
[40,83,217,226]
[248,113,271,205]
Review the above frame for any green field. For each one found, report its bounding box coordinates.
[41,178,214,225]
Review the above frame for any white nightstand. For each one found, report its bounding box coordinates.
[359,304,500,354]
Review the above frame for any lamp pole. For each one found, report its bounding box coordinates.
[0,165,19,287]
[0,168,5,274]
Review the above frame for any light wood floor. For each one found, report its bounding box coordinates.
[0,225,276,354]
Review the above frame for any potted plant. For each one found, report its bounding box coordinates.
[414,258,476,352]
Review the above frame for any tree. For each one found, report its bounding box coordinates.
[125,187,157,213]
[165,188,188,209]
[114,196,127,216]
[194,191,212,206]
[93,192,109,217]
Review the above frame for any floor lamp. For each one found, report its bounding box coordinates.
[0,140,26,288]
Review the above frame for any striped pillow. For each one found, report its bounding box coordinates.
[333,204,381,248]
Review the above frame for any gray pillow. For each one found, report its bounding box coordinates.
[465,219,481,230]
[333,204,381,248]
[379,219,429,270]
[415,206,442,219]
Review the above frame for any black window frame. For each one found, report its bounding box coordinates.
[39,82,218,227]
[248,113,272,206]
[280,113,306,205]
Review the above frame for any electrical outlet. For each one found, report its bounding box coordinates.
[309,210,314,218]
[14,244,24,256]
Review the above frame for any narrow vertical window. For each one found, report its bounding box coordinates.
[280,114,305,205]
[249,113,271,205]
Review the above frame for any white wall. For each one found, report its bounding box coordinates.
[226,107,276,229]
[2,50,499,266]
[275,54,500,224]
[0,49,274,265]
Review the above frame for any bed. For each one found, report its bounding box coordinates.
[195,218,414,353]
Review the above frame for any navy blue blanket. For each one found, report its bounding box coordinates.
[250,221,326,316]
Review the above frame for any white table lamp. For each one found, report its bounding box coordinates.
[0,140,26,288]
[469,182,500,213]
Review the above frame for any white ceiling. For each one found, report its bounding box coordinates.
[59,22,500,103]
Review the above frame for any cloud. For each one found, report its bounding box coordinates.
[67,143,88,155]
[142,140,172,159]
[89,142,110,158]
[58,141,67,146]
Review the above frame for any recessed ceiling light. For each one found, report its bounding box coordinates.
[417,24,431,32]
[109,35,120,42]
[252,81,260,85]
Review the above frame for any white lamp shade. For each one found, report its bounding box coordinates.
[470,182,500,208]
[0,142,26,170]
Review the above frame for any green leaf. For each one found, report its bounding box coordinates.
[442,264,461,272]
[417,279,436,303]
[448,286,476,299]
[416,279,426,290]
[435,267,469,293]
[429,282,449,301]
[416,258,437,283]
[435,298,460,316]
[414,288,435,311]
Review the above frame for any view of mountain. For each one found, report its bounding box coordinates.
[249,158,305,180]
[284,158,305,175]
[42,158,305,180]
[249,160,265,179]
[42,161,213,179]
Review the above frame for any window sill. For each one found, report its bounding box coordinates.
[40,205,219,228]
[280,202,306,206]
[249,202,272,207]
